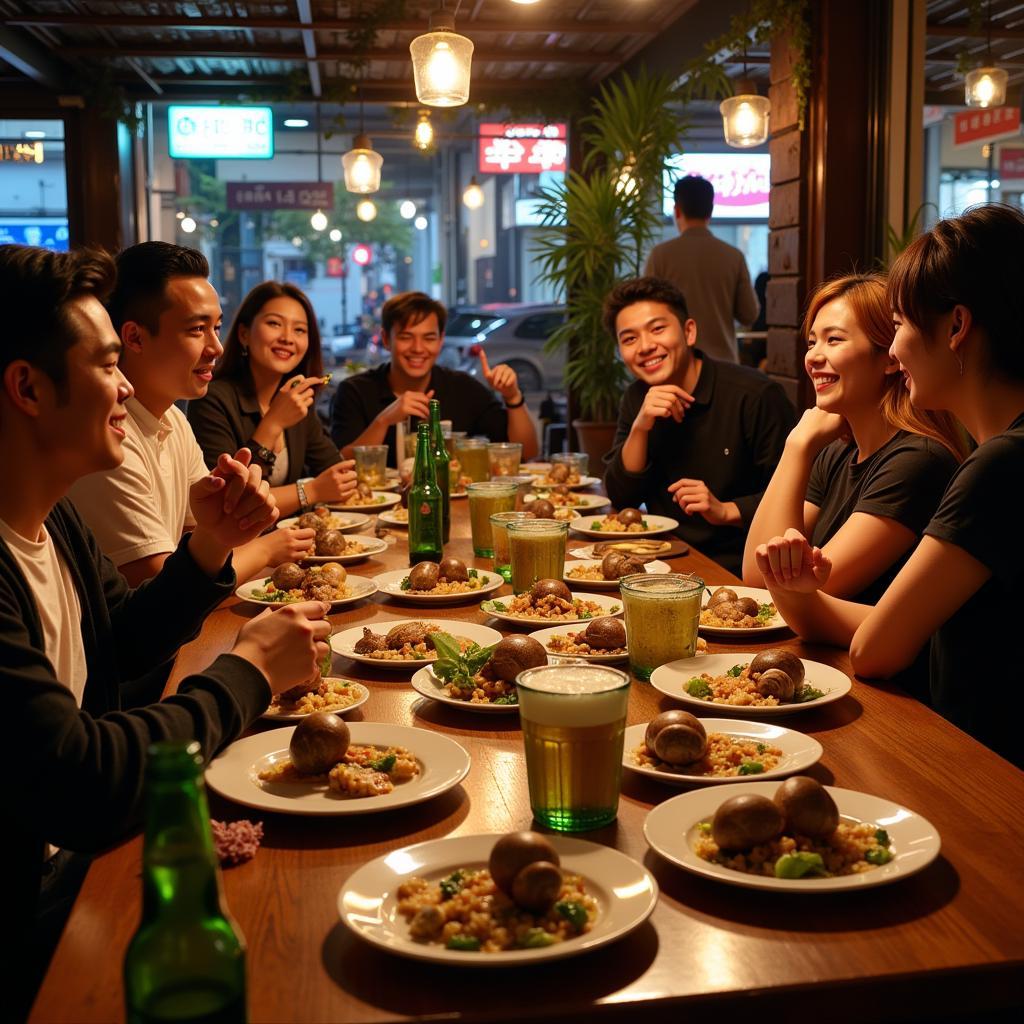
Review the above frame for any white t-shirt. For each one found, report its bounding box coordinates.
[69,398,209,568]
[0,518,87,706]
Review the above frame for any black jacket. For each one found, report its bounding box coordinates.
[1,500,270,931]
[188,376,341,481]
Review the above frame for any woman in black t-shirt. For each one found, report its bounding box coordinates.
[753,205,1024,767]
[743,273,965,605]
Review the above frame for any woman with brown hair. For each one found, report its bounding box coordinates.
[742,272,966,604]
[188,281,356,517]
[754,206,1024,766]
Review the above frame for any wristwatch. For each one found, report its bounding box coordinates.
[505,393,526,409]
[248,441,277,467]
[295,477,313,509]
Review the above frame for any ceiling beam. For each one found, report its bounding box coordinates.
[0,25,65,88]
[927,22,1024,41]
[294,0,321,98]
[3,14,648,36]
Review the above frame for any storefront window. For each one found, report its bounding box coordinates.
[0,119,69,251]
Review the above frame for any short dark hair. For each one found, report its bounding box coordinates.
[602,277,691,339]
[887,203,1024,381]
[0,244,116,393]
[673,175,715,220]
[107,241,209,334]
[381,291,447,337]
[215,280,323,386]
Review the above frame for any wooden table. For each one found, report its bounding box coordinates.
[31,501,1024,1022]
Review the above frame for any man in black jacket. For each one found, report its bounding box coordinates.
[602,277,794,574]
[0,244,331,1005]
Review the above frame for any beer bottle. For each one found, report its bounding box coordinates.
[428,399,451,543]
[124,742,247,1024]
[408,422,443,564]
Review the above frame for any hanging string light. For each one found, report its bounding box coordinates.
[180,214,197,234]
[462,176,484,209]
[720,28,770,148]
[343,78,383,193]
[966,1,1007,107]
[356,199,378,222]
[399,200,417,219]
[310,209,328,231]
[410,6,474,107]
[413,111,435,150]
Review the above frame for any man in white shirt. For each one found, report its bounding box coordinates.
[70,242,313,585]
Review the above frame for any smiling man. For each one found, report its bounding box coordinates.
[330,291,538,462]
[602,277,794,573]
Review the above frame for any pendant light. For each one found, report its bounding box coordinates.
[413,111,435,150]
[342,83,383,194]
[311,105,331,230]
[966,1,1007,108]
[462,176,484,209]
[410,6,474,108]
[356,199,378,222]
[310,209,328,232]
[720,32,770,149]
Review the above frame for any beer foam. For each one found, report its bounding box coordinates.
[517,667,629,727]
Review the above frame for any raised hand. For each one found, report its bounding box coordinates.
[634,384,694,432]
[259,526,318,565]
[191,448,279,549]
[381,388,435,426]
[310,459,359,504]
[667,477,736,525]
[264,375,320,431]
[788,407,850,455]
[231,600,332,694]
[755,528,833,593]
[478,349,522,404]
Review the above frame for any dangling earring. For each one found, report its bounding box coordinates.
[955,351,964,376]
[241,345,249,359]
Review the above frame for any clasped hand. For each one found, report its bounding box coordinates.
[755,528,833,592]
[190,447,278,550]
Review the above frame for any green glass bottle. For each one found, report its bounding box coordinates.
[124,742,247,1024]
[408,422,443,564]
[428,399,451,543]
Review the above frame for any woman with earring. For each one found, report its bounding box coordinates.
[754,205,1024,767]
[742,273,966,606]
[188,281,357,516]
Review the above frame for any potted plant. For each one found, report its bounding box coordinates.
[533,69,687,465]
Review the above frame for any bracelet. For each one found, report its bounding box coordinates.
[505,394,526,409]
[249,441,277,467]
[295,478,311,509]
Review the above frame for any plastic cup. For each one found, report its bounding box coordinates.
[516,664,631,832]
[619,573,705,681]
[508,519,568,593]
[490,511,535,583]
[353,445,389,489]
[488,442,523,478]
[467,481,518,558]
[455,438,489,482]
[504,475,535,510]
[552,451,588,482]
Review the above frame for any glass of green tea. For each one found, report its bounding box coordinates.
[467,481,518,557]
[516,664,631,832]
[507,519,568,593]
[490,510,535,582]
[619,573,705,681]
[454,437,489,482]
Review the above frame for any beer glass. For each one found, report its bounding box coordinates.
[454,438,489,482]
[467,481,518,558]
[488,442,523,478]
[516,664,631,832]
[353,445,388,489]
[552,451,589,480]
[507,519,568,593]
[619,573,705,681]
[490,510,535,583]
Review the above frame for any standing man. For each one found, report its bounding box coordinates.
[602,277,794,575]
[644,175,760,364]
[69,242,313,586]
[330,291,539,463]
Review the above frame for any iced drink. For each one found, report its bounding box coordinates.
[467,481,518,558]
[507,519,568,593]
[619,573,705,680]
[488,442,523,478]
[517,665,631,831]
[353,445,388,489]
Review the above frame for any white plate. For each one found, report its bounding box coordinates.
[234,574,378,611]
[277,511,371,534]
[529,474,601,490]
[327,491,402,513]
[261,679,370,722]
[524,492,610,512]
[527,624,629,663]
[339,833,658,964]
[568,542,677,561]
[374,567,505,605]
[481,591,623,627]
[377,508,408,527]
[330,619,504,671]
[650,653,852,717]
[562,559,670,590]
[409,667,520,714]
[699,585,789,636]
[570,514,679,538]
[291,535,389,565]
[622,720,823,787]
[644,782,941,891]
[521,462,552,475]
[450,490,468,500]
[206,723,470,816]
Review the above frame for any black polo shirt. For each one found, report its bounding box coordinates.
[603,352,795,574]
[330,362,509,464]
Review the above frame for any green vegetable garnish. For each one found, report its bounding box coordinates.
[590,521,602,530]
[865,846,893,865]
[756,743,766,754]
[432,632,498,695]
[640,520,649,529]
[446,934,481,951]
[367,753,397,773]
[874,829,890,847]
[439,870,467,900]
[757,603,775,621]
[685,677,712,698]
[738,762,764,775]
[520,928,556,948]
[485,600,507,613]
[796,686,826,703]
[727,664,745,677]
[774,852,827,879]
[610,604,621,614]
[555,900,588,930]
[399,576,412,591]
[698,821,712,834]
[492,693,519,705]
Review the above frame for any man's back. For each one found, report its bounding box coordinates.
[644,227,760,363]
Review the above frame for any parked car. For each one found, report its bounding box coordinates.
[438,303,566,393]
